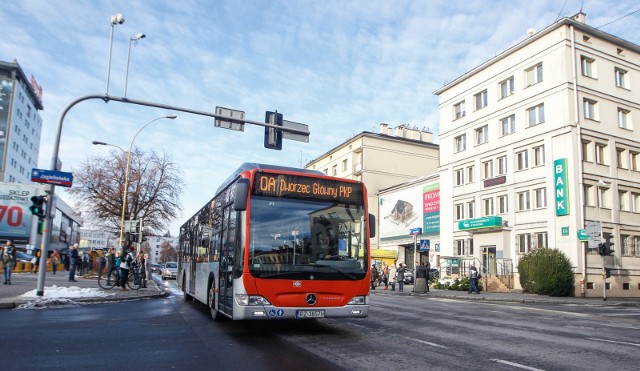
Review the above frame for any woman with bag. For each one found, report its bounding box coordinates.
[50,249,61,275]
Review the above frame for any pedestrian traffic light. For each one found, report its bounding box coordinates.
[603,233,614,256]
[29,195,46,218]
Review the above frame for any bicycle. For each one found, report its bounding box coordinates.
[98,263,142,290]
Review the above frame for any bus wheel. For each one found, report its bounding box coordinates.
[183,273,193,301]
[208,283,220,321]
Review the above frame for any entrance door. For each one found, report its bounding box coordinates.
[218,206,237,315]
[481,246,497,275]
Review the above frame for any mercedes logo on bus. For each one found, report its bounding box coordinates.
[306,293,317,306]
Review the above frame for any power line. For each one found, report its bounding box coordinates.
[554,0,569,23]
[596,8,640,29]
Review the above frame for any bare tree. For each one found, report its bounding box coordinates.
[68,148,184,235]
[159,240,177,263]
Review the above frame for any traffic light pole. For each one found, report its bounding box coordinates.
[602,256,607,301]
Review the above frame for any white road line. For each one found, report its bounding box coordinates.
[491,359,546,371]
[588,338,640,347]
[405,337,448,349]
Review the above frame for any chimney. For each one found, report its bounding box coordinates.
[571,12,586,24]
[379,123,389,135]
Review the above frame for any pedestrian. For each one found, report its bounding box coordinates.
[81,252,90,276]
[144,253,151,288]
[397,263,406,292]
[137,252,147,288]
[370,264,378,290]
[105,248,118,285]
[425,260,431,293]
[50,249,61,275]
[119,246,134,291]
[469,265,480,294]
[382,264,389,290]
[69,243,79,282]
[2,240,17,285]
[414,262,428,294]
[389,264,397,291]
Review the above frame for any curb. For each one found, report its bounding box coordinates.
[0,289,168,309]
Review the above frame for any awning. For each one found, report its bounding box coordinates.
[371,249,398,259]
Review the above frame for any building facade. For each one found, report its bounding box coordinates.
[0,60,43,184]
[146,235,179,264]
[436,13,640,297]
[305,124,439,258]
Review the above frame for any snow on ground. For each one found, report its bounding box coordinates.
[21,285,114,299]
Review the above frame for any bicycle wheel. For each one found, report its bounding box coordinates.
[126,271,142,290]
[98,268,117,290]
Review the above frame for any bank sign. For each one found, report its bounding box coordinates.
[554,158,570,216]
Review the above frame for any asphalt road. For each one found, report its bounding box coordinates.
[2,281,639,371]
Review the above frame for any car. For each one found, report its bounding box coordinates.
[161,262,177,280]
[150,263,161,274]
[403,270,414,285]
[16,251,33,263]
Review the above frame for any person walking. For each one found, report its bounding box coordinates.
[397,263,406,292]
[389,264,397,291]
[382,264,389,290]
[119,246,134,291]
[370,264,378,290]
[469,265,480,294]
[50,249,61,275]
[425,260,431,293]
[69,243,79,282]
[137,252,147,288]
[105,248,118,285]
[414,262,428,294]
[2,240,17,284]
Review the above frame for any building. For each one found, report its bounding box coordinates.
[0,60,44,183]
[435,13,640,297]
[305,124,439,259]
[79,229,118,252]
[146,235,179,264]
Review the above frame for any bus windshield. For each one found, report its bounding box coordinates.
[248,196,368,280]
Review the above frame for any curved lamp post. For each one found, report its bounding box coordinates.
[124,33,146,97]
[106,13,125,95]
[93,114,177,250]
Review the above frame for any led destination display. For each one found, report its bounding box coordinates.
[252,172,363,204]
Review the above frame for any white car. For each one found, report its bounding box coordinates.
[161,262,177,280]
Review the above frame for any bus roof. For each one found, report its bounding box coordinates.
[216,162,323,195]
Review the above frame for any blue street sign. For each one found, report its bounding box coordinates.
[31,168,74,188]
[420,239,430,251]
[409,227,422,236]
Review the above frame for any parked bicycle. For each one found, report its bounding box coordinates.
[97,262,143,290]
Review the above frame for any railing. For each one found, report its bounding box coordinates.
[434,256,514,290]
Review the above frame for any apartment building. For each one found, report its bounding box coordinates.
[436,13,640,297]
[305,124,439,256]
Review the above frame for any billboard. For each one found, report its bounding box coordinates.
[0,183,39,243]
[379,180,440,241]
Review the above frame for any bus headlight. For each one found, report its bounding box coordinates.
[347,296,368,305]
[235,294,271,306]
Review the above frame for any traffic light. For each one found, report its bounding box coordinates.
[264,111,283,150]
[29,195,46,219]
[603,233,615,256]
[597,243,605,256]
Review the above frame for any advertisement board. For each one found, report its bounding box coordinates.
[379,180,440,241]
[0,183,39,243]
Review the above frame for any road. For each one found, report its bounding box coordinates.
[2,280,639,371]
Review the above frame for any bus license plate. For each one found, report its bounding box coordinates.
[296,310,325,319]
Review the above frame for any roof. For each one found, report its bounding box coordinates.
[0,60,44,110]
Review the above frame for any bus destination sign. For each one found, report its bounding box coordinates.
[252,173,363,204]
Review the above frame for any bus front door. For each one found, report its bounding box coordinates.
[218,207,236,316]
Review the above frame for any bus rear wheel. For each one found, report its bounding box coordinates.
[208,283,220,321]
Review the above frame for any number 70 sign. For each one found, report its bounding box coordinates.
[0,184,38,240]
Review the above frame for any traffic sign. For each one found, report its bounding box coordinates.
[577,229,589,241]
[419,239,430,251]
[31,168,73,187]
[409,227,422,236]
[585,221,602,250]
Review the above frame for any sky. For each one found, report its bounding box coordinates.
[1,0,638,237]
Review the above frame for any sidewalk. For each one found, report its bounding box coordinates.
[0,270,167,309]
[370,284,640,307]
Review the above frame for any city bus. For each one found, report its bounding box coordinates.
[178,163,375,320]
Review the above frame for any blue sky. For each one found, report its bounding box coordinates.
[1,0,638,236]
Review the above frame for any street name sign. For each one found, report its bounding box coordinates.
[31,168,73,187]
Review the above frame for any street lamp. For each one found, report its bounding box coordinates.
[93,114,177,250]
[124,33,146,97]
[106,13,125,95]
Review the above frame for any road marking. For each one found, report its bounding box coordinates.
[405,337,448,349]
[491,359,545,370]
[588,338,640,347]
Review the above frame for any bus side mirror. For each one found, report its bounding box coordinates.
[234,178,250,211]
[368,213,376,238]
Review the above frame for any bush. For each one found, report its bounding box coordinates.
[434,277,482,292]
[517,248,574,296]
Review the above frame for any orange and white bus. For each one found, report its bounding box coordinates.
[178,163,375,320]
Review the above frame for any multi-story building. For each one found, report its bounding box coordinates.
[436,13,639,297]
[0,60,43,183]
[79,229,118,252]
[146,235,179,264]
[305,124,439,259]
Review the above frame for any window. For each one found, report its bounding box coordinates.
[500,115,515,136]
[595,143,606,165]
[474,90,488,110]
[527,104,545,126]
[583,98,598,120]
[499,76,514,99]
[455,134,466,152]
[455,169,464,186]
[581,56,595,77]
[467,166,474,183]
[598,185,609,208]
[455,203,464,220]
[323,169,328,175]
[475,125,488,145]
[467,238,474,256]
[631,152,639,171]
[533,145,545,167]
[526,63,543,86]
[483,198,494,216]
[619,191,629,211]
[516,150,529,171]
[482,160,493,179]
[498,195,508,214]
[534,232,548,249]
[632,192,640,212]
[467,200,475,219]
[615,67,627,88]
[454,101,466,119]
[455,240,465,256]
[534,188,546,208]
[341,159,348,171]
[517,190,530,211]
[497,156,507,175]
[617,148,626,169]
[621,234,632,256]
[331,165,337,176]
[618,108,630,129]
[517,233,531,254]
[582,141,592,162]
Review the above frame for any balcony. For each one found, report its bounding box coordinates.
[353,162,363,175]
